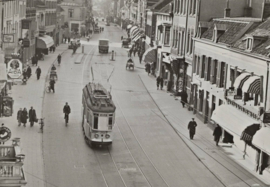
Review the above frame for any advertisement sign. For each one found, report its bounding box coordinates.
[2,97,13,117]
[7,59,23,79]
[0,126,11,143]
[263,112,270,123]
[3,34,14,43]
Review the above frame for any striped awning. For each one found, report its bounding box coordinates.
[133,33,144,42]
[142,47,157,63]
[233,73,251,89]
[127,24,132,29]
[130,26,138,35]
[132,30,143,41]
[242,76,261,94]
[131,28,140,38]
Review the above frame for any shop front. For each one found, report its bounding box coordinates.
[36,35,54,55]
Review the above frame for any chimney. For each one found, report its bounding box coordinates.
[224,0,230,18]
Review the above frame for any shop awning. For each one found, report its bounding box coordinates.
[0,63,7,82]
[131,28,140,38]
[142,47,157,63]
[211,105,258,137]
[233,73,251,89]
[130,26,138,35]
[132,30,144,42]
[37,35,54,49]
[253,127,270,155]
[127,24,132,29]
[242,76,261,94]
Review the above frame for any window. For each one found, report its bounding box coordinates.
[175,30,178,48]
[93,113,98,129]
[179,0,183,14]
[212,60,218,84]
[68,9,74,18]
[220,62,226,87]
[189,32,193,54]
[178,32,182,55]
[206,57,211,81]
[199,90,204,112]
[219,99,223,106]
[193,55,197,73]
[200,56,206,78]
[189,0,193,15]
[186,32,190,54]
[197,56,200,75]
[164,27,170,45]
[193,0,197,15]
[108,114,113,130]
[246,38,253,51]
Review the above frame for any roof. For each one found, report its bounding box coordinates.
[233,18,270,57]
[201,19,256,45]
[82,83,116,113]
[57,5,64,12]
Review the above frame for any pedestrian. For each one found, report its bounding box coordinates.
[21,108,28,127]
[49,78,56,93]
[23,68,28,81]
[31,56,37,66]
[29,106,37,127]
[68,37,71,43]
[57,54,62,65]
[156,76,161,90]
[52,45,55,53]
[188,118,197,140]
[121,36,123,40]
[139,53,143,64]
[180,89,188,108]
[49,47,52,53]
[133,48,137,57]
[17,108,22,126]
[26,65,32,79]
[145,63,150,75]
[36,66,41,80]
[63,102,71,124]
[35,54,39,66]
[160,77,164,90]
[213,124,222,146]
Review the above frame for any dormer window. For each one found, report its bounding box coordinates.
[197,22,208,38]
[246,37,253,51]
[212,24,226,43]
[244,35,267,51]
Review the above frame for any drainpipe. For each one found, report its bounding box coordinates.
[264,61,269,110]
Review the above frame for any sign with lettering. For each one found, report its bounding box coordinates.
[0,126,11,143]
[234,95,242,100]
[7,59,23,79]
[3,34,14,43]
[263,112,270,123]
[2,97,13,117]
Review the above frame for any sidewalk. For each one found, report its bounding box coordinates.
[133,56,270,185]
[0,44,68,187]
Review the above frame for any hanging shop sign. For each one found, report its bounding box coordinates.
[0,126,11,143]
[3,34,14,43]
[7,59,23,79]
[1,96,13,117]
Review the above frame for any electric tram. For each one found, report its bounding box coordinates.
[82,82,116,147]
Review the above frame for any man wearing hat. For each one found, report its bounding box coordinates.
[188,118,197,140]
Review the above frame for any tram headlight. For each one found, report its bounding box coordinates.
[94,134,99,138]
[105,134,110,139]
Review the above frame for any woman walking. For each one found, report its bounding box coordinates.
[213,124,222,146]
[21,108,28,127]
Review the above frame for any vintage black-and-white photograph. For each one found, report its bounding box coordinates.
[0,0,270,186]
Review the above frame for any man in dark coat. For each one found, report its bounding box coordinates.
[21,108,28,127]
[36,66,41,80]
[145,63,150,75]
[188,118,197,140]
[160,77,164,90]
[17,108,22,126]
[156,76,161,90]
[26,66,32,79]
[213,124,222,146]
[180,90,188,108]
[29,106,37,127]
[139,53,143,64]
[63,102,71,124]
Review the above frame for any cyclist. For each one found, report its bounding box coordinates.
[57,54,61,65]
[49,78,55,93]
[63,102,71,125]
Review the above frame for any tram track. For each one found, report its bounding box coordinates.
[137,75,265,187]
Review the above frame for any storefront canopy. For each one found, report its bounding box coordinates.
[130,26,138,35]
[211,105,258,137]
[234,73,251,89]
[37,35,54,49]
[132,30,144,42]
[142,47,157,63]
[131,28,140,38]
[242,76,261,95]
[253,127,270,155]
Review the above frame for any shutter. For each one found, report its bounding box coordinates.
[216,61,221,87]
[199,56,203,78]
[210,59,215,84]
[223,63,228,88]
[204,57,208,81]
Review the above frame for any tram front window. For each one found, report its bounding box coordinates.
[93,113,110,131]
